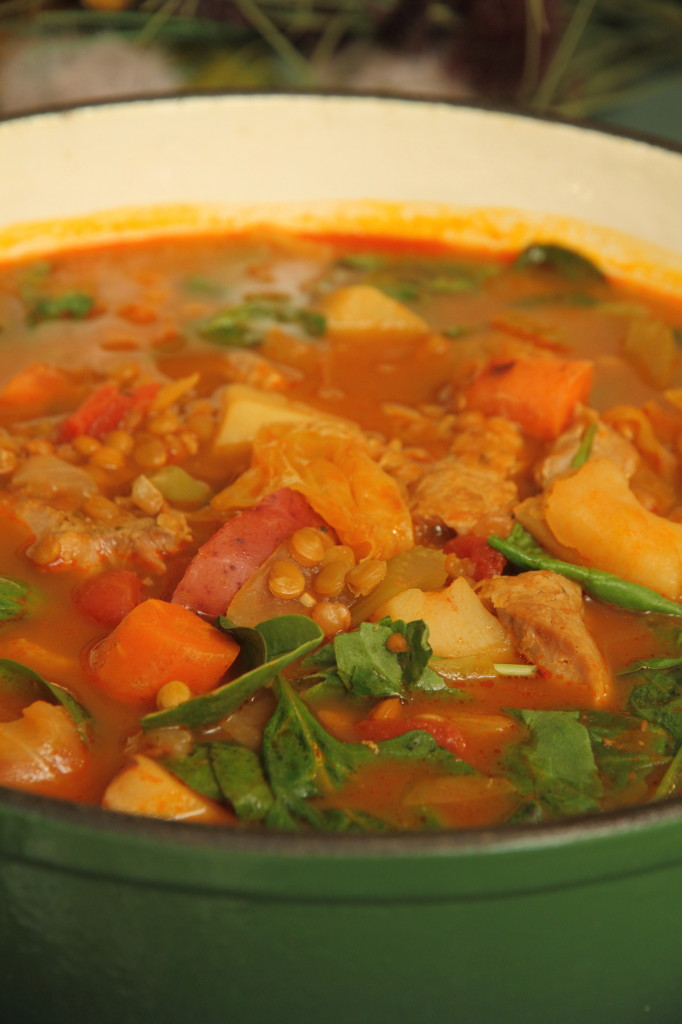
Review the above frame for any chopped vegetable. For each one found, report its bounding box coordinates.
[89,599,240,704]
[464,357,593,440]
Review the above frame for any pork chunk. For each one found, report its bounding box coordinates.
[477,569,610,704]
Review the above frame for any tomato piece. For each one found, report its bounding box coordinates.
[444,534,507,580]
[59,384,134,441]
[74,570,144,627]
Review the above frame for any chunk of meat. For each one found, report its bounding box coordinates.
[6,498,190,572]
[172,487,325,617]
[535,416,640,488]
[401,411,525,536]
[477,570,611,705]
[410,459,518,535]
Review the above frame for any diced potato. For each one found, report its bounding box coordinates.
[0,700,87,787]
[214,383,348,449]
[543,456,682,599]
[373,576,516,660]
[102,754,233,824]
[320,284,429,345]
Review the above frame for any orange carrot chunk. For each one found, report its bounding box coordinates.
[88,598,239,705]
[464,357,593,440]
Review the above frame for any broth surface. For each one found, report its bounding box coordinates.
[0,228,681,830]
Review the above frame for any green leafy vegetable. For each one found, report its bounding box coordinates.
[305,617,446,699]
[489,524,682,618]
[628,664,682,746]
[165,742,274,823]
[513,243,604,283]
[262,676,472,831]
[198,298,325,347]
[140,615,324,731]
[583,709,672,796]
[0,576,32,623]
[504,709,603,818]
[27,292,94,326]
[0,658,91,741]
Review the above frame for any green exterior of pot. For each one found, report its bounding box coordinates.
[2,790,682,1024]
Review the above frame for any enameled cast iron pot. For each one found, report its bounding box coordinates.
[2,94,682,1024]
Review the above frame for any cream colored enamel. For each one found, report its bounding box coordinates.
[1,95,682,296]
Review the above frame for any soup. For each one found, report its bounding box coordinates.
[0,225,681,832]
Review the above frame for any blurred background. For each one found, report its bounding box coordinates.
[0,0,681,143]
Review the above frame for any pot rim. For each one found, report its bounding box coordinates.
[2,89,682,870]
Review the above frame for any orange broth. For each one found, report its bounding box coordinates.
[0,227,681,830]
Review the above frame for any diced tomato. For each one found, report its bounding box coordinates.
[58,381,161,441]
[59,384,133,441]
[356,713,466,757]
[74,570,144,627]
[444,534,506,580]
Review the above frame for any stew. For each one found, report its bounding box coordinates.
[1,225,681,831]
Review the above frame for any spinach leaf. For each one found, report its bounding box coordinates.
[628,664,682,746]
[0,576,33,623]
[27,292,94,325]
[305,617,446,699]
[163,744,222,803]
[583,709,672,796]
[140,615,324,731]
[504,709,603,818]
[490,524,682,618]
[164,741,275,822]
[0,657,91,741]
[262,677,473,830]
[513,243,604,283]
[198,298,325,347]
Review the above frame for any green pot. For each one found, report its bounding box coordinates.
[3,790,682,1024]
[2,94,682,1024]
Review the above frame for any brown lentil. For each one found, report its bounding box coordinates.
[320,544,356,571]
[156,680,192,710]
[268,559,306,600]
[386,632,409,654]
[132,437,167,470]
[73,435,101,457]
[346,559,388,597]
[104,429,135,454]
[311,600,352,637]
[288,527,327,567]
[147,412,181,436]
[313,560,348,598]
[89,445,126,472]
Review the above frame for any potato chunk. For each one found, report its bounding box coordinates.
[214,383,349,449]
[373,576,515,660]
[103,754,233,824]
[543,457,682,600]
[321,284,429,345]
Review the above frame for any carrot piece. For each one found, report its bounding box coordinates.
[88,598,240,704]
[0,361,75,414]
[464,357,593,440]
